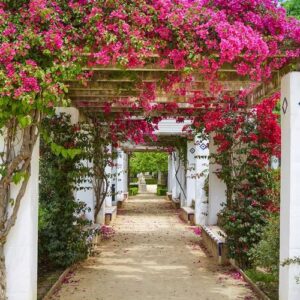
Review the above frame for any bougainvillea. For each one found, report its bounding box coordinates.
[192,93,281,267]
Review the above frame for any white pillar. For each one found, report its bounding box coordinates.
[208,133,226,225]
[168,155,172,193]
[178,157,186,207]
[55,107,79,124]
[123,152,128,194]
[279,72,300,300]
[4,138,39,300]
[194,137,209,225]
[116,149,126,202]
[186,140,196,207]
[171,152,177,200]
[76,160,94,221]
[57,107,95,222]
[105,166,113,207]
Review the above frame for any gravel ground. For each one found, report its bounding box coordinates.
[51,194,256,300]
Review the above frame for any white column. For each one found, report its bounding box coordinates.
[58,107,95,222]
[280,72,300,300]
[186,140,196,207]
[105,145,113,208]
[178,157,186,207]
[168,155,172,193]
[76,160,94,221]
[208,133,227,225]
[171,152,178,200]
[55,107,79,124]
[123,152,128,193]
[116,149,125,202]
[194,137,209,225]
[96,144,112,225]
[4,138,39,300]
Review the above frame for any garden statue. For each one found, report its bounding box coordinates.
[138,173,147,193]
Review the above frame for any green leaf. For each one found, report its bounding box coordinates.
[18,115,32,128]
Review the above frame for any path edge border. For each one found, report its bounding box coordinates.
[231,264,271,300]
[42,265,76,300]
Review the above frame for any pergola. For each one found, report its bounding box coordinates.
[67,59,295,113]
[62,58,300,300]
[2,48,299,299]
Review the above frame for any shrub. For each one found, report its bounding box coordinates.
[145,178,157,185]
[39,114,91,269]
[157,187,167,196]
[130,183,139,188]
[249,214,280,276]
[129,187,138,196]
[130,178,138,183]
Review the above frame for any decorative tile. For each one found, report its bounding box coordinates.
[199,143,207,150]
[282,97,288,115]
[190,147,195,154]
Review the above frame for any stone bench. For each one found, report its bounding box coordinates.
[117,192,129,208]
[201,225,228,264]
[179,207,195,225]
[105,206,117,225]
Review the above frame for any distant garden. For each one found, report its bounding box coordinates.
[129,152,168,196]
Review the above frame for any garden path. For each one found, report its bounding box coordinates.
[51,194,256,300]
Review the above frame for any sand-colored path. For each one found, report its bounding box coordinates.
[52,194,256,300]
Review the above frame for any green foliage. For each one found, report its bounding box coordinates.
[38,114,91,269]
[282,0,300,19]
[130,152,168,174]
[157,187,167,196]
[145,178,157,184]
[129,187,138,196]
[245,269,278,300]
[249,214,280,276]
[129,183,139,188]
[130,178,138,183]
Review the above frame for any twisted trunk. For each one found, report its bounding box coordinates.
[0,243,6,300]
[0,109,40,298]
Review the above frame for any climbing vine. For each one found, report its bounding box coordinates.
[192,94,281,267]
[39,113,92,269]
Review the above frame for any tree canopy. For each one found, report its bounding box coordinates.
[130,152,168,175]
[282,0,300,19]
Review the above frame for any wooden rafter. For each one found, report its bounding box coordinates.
[68,58,300,113]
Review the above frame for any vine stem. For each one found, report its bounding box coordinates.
[0,243,6,300]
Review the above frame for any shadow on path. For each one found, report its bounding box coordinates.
[52,194,256,300]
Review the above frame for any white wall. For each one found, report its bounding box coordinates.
[123,152,128,193]
[168,155,172,193]
[116,149,127,202]
[279,72,300,300]
[194,137,209,225]
[186,140,196,207]
[76,160,94,221]
[4,138,39,300]
[208,133,226,225]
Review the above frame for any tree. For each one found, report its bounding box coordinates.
[130,152,168,175]
[282,0,300,19]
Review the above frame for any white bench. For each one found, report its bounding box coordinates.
[105,206,117,225]
[179,207,195,225]
[117,192,129,208]
[201,225,228,264]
